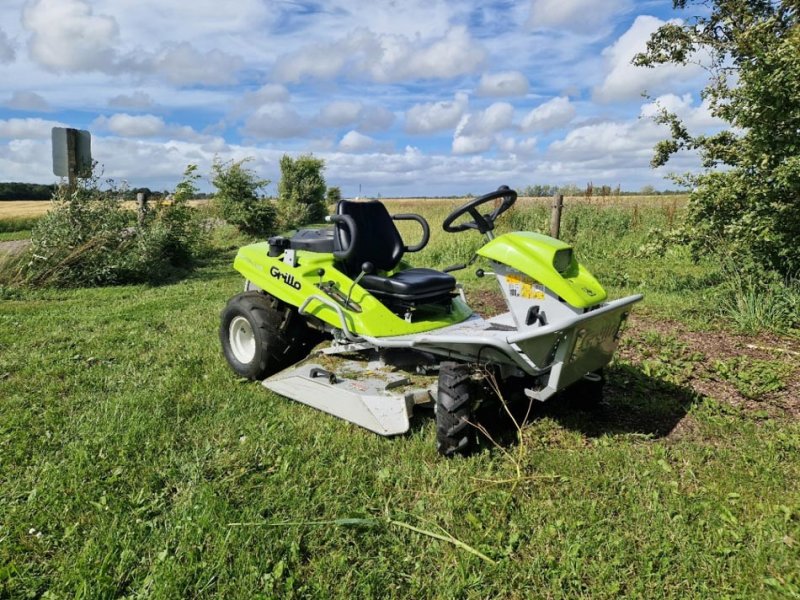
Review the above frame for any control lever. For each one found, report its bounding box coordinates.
[346,261,374,311]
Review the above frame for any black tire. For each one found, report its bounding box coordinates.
[435,362,474,457]
[220,291,321,380]
[566,369,606,410]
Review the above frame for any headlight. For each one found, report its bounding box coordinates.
[553,248,573,273]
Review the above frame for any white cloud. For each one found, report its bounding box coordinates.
[640,93,725,130]
[241,104,309,139]
[0,118,65,139]
[240,84,290,107]
[5,91,51,112]
[405,93,468,134]
[497,136,538,155]
[452,135,494,155]
[148,43,243,86]
[339,130,377,152]
[315,101,395,132]
[476,71,529,97]
[452,102,514,155]
[23,0,119,72]
[594,16,704,102]
[520,96,575,132]
[0,28,14,63]
[93,113,166,137]
[455,102,514,137]
[357,105,395,133]
[528,0,631,34]
[317,101,364,128]
[549,119,663,163]
[108,91,154,110]
[274,26,486,83]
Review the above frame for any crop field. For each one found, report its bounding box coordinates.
[1,197,799,598]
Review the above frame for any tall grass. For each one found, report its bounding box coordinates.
[717,260,800,332]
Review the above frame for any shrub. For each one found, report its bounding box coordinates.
[211,158,276,236]
[277,154,326,228]
[23,165,206,287]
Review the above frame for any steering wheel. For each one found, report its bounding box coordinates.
[442,186,517,233]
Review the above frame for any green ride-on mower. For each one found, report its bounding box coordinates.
[220,187,642,456]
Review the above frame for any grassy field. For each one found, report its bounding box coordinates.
[1,198,799,598]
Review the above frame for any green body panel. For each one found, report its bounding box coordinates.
[477,232,607,308]
[234,242,473,337]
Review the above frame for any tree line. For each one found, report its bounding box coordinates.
[0,182,57,200]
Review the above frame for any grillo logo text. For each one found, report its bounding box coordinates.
[269,266,301,290]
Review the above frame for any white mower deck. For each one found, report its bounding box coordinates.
[264,294,641,436]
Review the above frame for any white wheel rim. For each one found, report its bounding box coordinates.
[229,316,256,364]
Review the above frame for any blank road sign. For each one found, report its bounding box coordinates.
[52,127,92,178]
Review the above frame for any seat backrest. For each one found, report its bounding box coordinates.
[336,200,404,274]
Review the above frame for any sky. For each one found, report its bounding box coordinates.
[0,0,721,197]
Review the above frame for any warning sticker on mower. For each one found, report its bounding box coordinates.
[505,273,546,300]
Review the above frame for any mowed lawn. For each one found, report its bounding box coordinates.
[1,199,799,598]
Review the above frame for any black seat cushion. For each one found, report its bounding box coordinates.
[361,268,455,301]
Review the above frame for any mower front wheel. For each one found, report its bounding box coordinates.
[435,362,474,457]
[220,291,320,380]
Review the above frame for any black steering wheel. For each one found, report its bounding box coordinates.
[442,186,517,234]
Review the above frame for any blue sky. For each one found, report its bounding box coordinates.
[0,0,720,196]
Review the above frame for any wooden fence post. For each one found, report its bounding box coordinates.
[137,191,149,226]
[550,193,564,239]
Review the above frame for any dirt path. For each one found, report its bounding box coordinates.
[0,239,31,255]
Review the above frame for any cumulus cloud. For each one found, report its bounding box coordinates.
[93,113,166,137]
[476,71,529,97]
[452,102,514,155]
[5,91,51,112]
[640,93,725,130]
[241,104,309,139]
[520,96,575,132]
[339,130,378,152]
[497,136,538,155]
[239,84,290,108]
[274,26,486,83]
[108,91,154,110]
[405,93,468,134]
[148,43,243,86]
[0,28,15,63]
[528,0,631,34]
[317,101,364,128]
[314,101,395,132]
[23,0,119,72]
[0,118,66,139]
[594,16,704,102]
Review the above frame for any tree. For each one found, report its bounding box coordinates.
[326,186,342,205]
[212,158,275,236]
[635,1,799,276]
[277,154,327,227]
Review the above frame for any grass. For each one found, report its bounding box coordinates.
[1,198,799,597]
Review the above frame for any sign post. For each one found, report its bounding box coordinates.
[52,127,92,194]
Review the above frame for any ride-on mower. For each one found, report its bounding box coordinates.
[220,187,642,456]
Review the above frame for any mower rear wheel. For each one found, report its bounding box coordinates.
[220,291,321,380]
[435,362,474,457]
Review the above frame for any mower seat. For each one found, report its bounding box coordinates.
[335,200,456,307]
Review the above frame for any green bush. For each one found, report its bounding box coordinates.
[23,166,206,287]
[211,158,276,236]
[277,154,327,229]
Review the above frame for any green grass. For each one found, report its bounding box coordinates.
[2,201,799,597]
[0,215,40,234]
[0,230,31,242]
